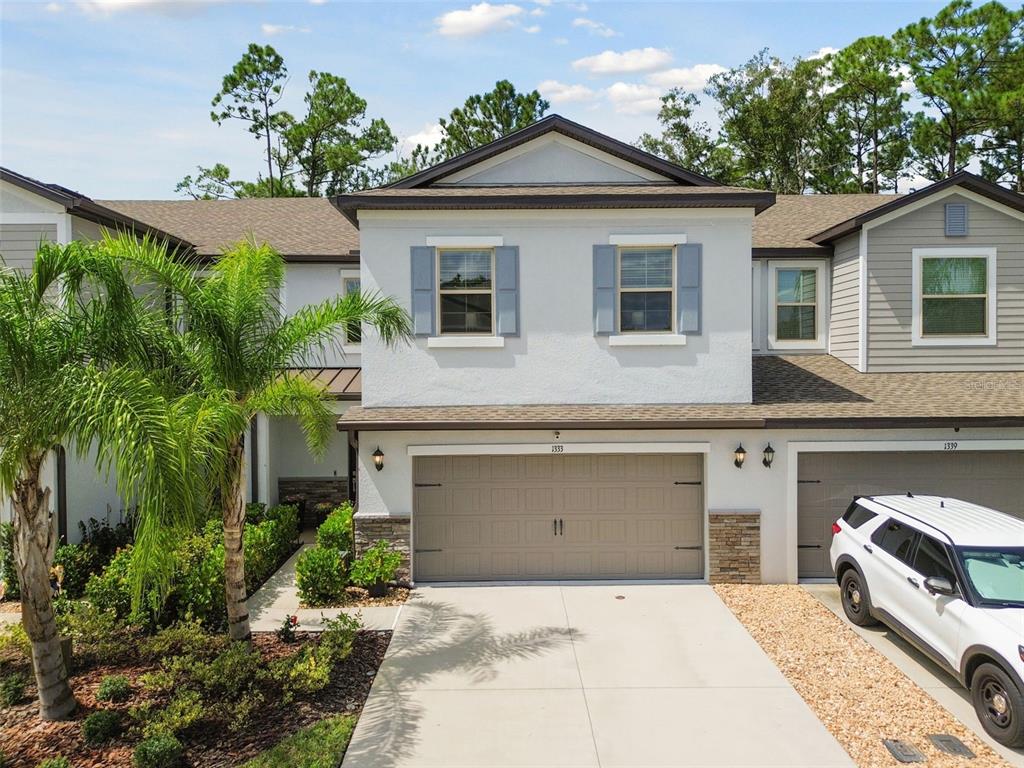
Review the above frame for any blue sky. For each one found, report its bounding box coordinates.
[1,0,946,198]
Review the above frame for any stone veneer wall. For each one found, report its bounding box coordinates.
[708,510,761,584]
[277,477,348,528]
[354,513,411,584]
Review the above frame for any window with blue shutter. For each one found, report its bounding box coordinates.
[494,246,519,336]
[945,203,968,237]
[410,246,436,336]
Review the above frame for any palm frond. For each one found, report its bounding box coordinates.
[249,375,334,458]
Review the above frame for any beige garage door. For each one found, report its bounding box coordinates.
[798,451,1024,578]
[413,453,704,582]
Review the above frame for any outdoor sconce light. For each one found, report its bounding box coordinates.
[762,443,775,469]
[372,446,385,472]
[733,444,747,469]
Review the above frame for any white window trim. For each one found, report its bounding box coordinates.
[426,235,503,247]
[767,260,828,350]
[436,247,497,337]
[340,268,361,352]
[751,262,763,352]
[617,245,676,335]
[608,334,686,347]
[911,246,997,347]
[609,233,687,246]
[427,335,505,349]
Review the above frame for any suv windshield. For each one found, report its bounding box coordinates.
[956,547,1024,606]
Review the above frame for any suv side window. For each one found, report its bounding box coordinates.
[912,534,957,585]
[841,502,878,529]
[871,518,920,566]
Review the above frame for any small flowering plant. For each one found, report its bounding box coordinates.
[277,614,299,643]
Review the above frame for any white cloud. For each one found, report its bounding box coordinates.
[538,79,597,104]
[605,82,663,114]
[44,2,63,11]
[573,47,672,76]
[808,46,839,60]
[261,23,310,36]
[572,17,616,37]
[529,7,545,16]
[568,2,588,10]
[532,0,551,5]
[309,0,328,4]
[645,63,726,91]
[402,123,444,152]
[72,0,222,14]
[524,24,541,33]
[435,3,524,37]
[553,36,568,45]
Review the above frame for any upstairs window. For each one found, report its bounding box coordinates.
[912,248,996,347]
[619,247,674,333]
[342,275,361,344]
[438,249,494,334]
[768,261,825,348]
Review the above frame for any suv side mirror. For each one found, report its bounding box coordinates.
[924,576,956,597]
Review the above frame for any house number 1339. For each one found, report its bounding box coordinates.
[943,441,958,451]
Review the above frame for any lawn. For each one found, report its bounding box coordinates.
[242,714,357,768]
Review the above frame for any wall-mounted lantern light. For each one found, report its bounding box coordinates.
[762,443,775,469]
[372,446,385,472]
[733,444,747,469]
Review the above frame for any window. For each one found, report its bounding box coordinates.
[841,502,877,529]
[342,275,361,344]
[913,535,957,585]
[619,247,673,333]
[438,249,494,335]
[912,247,996,347]
[921,257,987,336]
[776,268,817,341]
[871,519,920,566]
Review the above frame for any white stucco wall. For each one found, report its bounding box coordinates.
[64,445,129,543]
[283,263,361,368]
[359,208,755,406]
[267,402,353,505]
[354,424,1024,584]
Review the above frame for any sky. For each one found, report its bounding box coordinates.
[0,0,948,199]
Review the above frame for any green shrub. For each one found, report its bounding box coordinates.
[316,503,353,554]
[36,758,72,768]
[83,546,137,624]
[0,523,19,601]
[265,505,299,561]
[295,547,346,606]
[241,714,356,768]
[349,541,402,589]
[138,619,227,662]
[245,502,268,524]
[58,601,139,667]
[133,733,184,768]
[0,622,29,662]
[53,543,96,599]
[82,709,122,745]
[273,613,358,702]
[1,674,25,706]
[96,674,132,703]
[131,689,205,738]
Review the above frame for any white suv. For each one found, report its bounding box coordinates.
[830,494,1024,748]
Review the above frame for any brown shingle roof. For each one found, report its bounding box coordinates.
[752,194,899,254]
[99,198,359,260]
[338,355,1024,430]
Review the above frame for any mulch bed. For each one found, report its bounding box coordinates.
[0,601,21,614]
[0,630,390,768]
[714,584,1006,768]
[302,586,410,609]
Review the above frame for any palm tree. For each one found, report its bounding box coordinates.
[0,242,215,720]
[104,234,411,642]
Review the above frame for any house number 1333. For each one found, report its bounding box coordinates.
[551,444,564,453]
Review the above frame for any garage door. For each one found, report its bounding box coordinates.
[413,453,704,582]
[798,450,1024,578]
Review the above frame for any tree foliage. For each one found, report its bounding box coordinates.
[434,79,549,160]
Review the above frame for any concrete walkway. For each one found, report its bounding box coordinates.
[805,583,1024,767]
[247,541,400,633]
[343,584,853,768]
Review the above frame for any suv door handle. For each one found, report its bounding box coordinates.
[907,576,920,589]
[863,544,873,554]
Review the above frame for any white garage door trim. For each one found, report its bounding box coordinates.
[408,442,711,456]
[785,438,1024,583]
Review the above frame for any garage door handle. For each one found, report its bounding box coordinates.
[798,544,821,549]
[553,518,557,536]
[414,548,442,554]
[559,518,563,536]
[674,545,702,550]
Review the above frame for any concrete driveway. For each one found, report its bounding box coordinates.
[343,584,853,768]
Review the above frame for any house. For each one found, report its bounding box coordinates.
[2,114,1022,585]
[0,171,362,538]
[332,115,1024,585]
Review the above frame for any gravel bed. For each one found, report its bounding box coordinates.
[714,584,1006,768]
[301,586,410,609]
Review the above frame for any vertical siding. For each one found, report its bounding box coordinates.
[828,233,860,368]
[0,223,56,271]
[867,193,1024,371]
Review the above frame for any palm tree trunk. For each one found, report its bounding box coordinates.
[12,453,76,720]
[222,436,251,643]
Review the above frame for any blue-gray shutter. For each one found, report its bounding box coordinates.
[945,203,968,236]
[410,246,436,336]
[677,243,701,334]
[494,246,519,337]
[593,244,617,335]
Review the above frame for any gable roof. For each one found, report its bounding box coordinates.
[99,198,359,261]
[388,114,721,189]
[1,167,191,251]
[752,193,899,256]
[809,171,1024,244]
[333,183,776,227]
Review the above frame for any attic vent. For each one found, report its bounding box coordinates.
[945,203,968,236]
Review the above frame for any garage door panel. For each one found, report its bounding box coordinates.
[414,453,704,581]
[798,450,1024,579]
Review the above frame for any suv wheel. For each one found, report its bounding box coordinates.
[839,568,878,627]
[971,663,1024,747]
